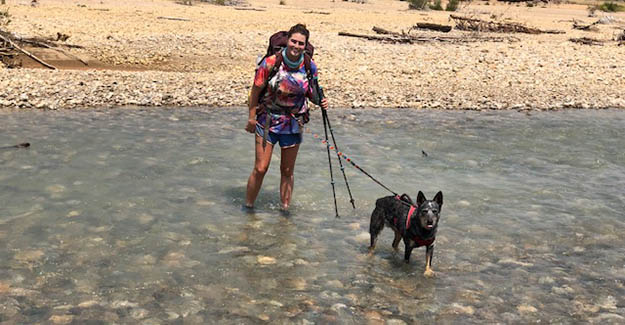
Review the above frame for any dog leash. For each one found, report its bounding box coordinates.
[306,128,421,210]
[305,128,399,196]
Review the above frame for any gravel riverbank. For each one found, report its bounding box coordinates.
[1,0,624,110]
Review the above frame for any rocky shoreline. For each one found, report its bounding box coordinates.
[1,0,624,111]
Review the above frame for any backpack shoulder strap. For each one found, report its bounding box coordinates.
[267,51,283,82]
[303,54,313,82]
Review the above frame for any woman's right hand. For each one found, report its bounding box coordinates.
[245,119,256,133]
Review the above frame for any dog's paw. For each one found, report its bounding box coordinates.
[423,269,436,278]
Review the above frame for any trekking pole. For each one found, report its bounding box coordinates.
[318,87,356,210]
[321,104,340,218]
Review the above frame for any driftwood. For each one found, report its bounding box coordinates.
[7,34,87,65]
[569,37,604,45]
[0,32,56,69]
[372,26,404,37]
[341,28,519,43]
[304,10,330,15]
[414,23,452,33]
[338,31,414,43]
[157,16,190,21]
[450,15,564,34]
[572,20,600,31]
[233,7,266,11]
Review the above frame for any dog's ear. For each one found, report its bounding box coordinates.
[417,191,426,206]
[434,191,443,208]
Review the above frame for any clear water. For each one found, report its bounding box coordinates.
[1,108,624,323]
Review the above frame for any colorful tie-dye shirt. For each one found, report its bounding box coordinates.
[254,53,319,135]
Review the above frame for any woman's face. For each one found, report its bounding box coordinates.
[286,32,306,60]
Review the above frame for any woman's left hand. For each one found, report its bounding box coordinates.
[320,98,329,110]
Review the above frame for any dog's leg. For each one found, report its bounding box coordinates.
[423,244,436,278]
[391,229,402,252]
[368,208,384,254]
[403,241,414,263]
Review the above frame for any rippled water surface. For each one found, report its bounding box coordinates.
[1,108,624,323]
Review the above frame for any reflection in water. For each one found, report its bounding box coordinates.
[1,108,624,323]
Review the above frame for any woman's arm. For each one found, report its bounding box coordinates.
[245,85,262,133]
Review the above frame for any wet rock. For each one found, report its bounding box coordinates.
[331,303,347,312]
[590,313,625,322]
[130,308,149,319]
[138,214,155,224]
[14,249,45,265]
[77,300,100,308]
[166,311,181,320]
[257,256,276,265]
[0,297,21,318]
[66,210,81,218]
[517,304,537,313]
[46,184,66,194]
[364,310,384,324]
[497,258,533,267]
[110,300,139,309]
[287,278,307,291]
[326,280,344,289]
[596,295,617,310]
[0,281,10,294]
[218,246,250,255]
[450,303,474,315]
[49,315,73,324]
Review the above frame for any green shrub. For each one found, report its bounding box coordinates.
[445,0,459,11]
[598,1,625,12]
[215,0,225,5]
[408,0,429,10]
[279,0,286,4]
[429,0,443,10]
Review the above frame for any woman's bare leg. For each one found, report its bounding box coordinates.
[279,144,300,210]
[245,135,274,208]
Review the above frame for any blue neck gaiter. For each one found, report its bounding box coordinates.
[282,48,303,69]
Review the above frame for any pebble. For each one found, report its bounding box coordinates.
[49,315,73,324]
[257,256,276,265]
[517,304,538,313]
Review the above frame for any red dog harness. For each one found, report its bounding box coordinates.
[394,195,435,247]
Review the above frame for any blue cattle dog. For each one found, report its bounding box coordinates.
[368,191,443,277]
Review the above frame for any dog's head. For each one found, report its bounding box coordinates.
[416,191,443,231]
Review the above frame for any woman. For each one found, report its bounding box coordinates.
[244,23,329,212]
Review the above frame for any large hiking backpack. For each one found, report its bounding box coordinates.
[264,31,314,60]
[255,31,316,111]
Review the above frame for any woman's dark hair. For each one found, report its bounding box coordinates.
[287,23,310,45]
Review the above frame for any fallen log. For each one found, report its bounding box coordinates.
[233,7,266,11]
[0,33,56,69]
[569,37,604,45]
[341,30,518,43]
[572,20,600,31]
[338,31,414,43]
[304,10,330,15]
[415,23,452,33]
[450,15,564,34]
[372,26,404,37]
[157,16,190,21]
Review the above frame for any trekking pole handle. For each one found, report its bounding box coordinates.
[315,81,325,103]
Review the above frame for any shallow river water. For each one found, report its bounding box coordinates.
[1,108,624,324]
